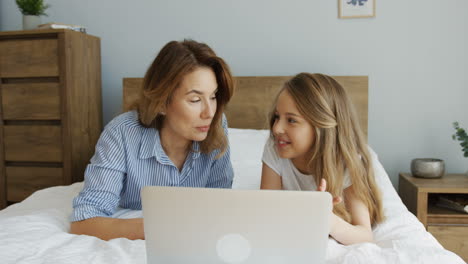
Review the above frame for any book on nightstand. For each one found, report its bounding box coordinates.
[36,22,86,33]
[435,194,468,214]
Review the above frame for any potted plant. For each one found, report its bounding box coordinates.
[452,122,468,175]
[15,0,50,30]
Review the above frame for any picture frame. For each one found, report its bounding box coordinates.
[338,0,375,19]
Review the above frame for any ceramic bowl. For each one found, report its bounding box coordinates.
[411,158,445,178]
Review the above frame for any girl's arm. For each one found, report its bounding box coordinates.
[260,163,282,190]
[319,179,373,245]
[70,217,144,241]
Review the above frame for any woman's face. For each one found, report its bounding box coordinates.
[272,90,315,161]
[163,66,218,142]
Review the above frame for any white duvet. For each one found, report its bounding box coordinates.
[0,129,464,264]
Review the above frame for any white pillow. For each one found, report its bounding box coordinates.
[228,128,270,189]
[227,129,401,204]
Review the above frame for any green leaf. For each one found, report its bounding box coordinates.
[16,0,49,16]
[452,122,468,158]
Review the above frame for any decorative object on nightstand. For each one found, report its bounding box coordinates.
[15,0,50,30]
[436,194,468,214]
[37,22,86,33]
[0,29,102,209]
[399,173,468,261]
[452,121,468,176]
[411,158,445,178]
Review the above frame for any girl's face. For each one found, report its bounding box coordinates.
[272,90,315,161]
[163,66,218,143]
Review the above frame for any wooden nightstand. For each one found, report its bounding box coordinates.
[399,173,468,261]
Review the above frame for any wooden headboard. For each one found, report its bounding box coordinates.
[123,76,368,136]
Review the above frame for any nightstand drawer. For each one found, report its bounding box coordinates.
[428,225,468,261]
[0,38,59,78]
[6,166,63,202]
[1,83,61,120]
[3,125,63,162]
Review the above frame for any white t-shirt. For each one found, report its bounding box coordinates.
[262,137,352,191]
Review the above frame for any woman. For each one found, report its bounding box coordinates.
[70,39,235,240]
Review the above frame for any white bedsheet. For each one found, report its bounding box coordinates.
[0,129,464,264]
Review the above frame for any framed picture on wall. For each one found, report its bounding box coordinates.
[338,0,375,19]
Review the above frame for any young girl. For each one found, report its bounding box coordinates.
[261,73,384,245]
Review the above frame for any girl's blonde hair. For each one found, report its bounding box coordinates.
[270,73,384,225]
[135,39,234,156]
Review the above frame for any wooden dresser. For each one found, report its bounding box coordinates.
[399,173,468,261]
[0,29,102,209]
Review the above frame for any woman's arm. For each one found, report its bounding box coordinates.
[70,124,130,239]
[260,163,282,190]
[325,183,373,245]
[70,217,144,241]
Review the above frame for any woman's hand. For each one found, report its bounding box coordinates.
[70,217,144,240]
[317,178,342,206]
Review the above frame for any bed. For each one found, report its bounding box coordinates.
[0,76,464,264]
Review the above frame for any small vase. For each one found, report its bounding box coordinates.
[22,15,42,30]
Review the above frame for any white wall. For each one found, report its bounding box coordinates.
[1,0,467,188]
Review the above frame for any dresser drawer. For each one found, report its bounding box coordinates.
[3,125,63,162]
[0,38,59,78]
[1,83,61,120]
[428,225,468,261]
[6,166,63,202]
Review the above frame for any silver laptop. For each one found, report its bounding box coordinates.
[142,186,332,264]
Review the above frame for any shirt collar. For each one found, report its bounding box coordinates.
[139,128,201,161]
[139,128,167,164]
[191,141,201,160]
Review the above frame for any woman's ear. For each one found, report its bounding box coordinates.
[159,105,167,116]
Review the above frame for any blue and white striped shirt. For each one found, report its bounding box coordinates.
[71,111,233,222]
